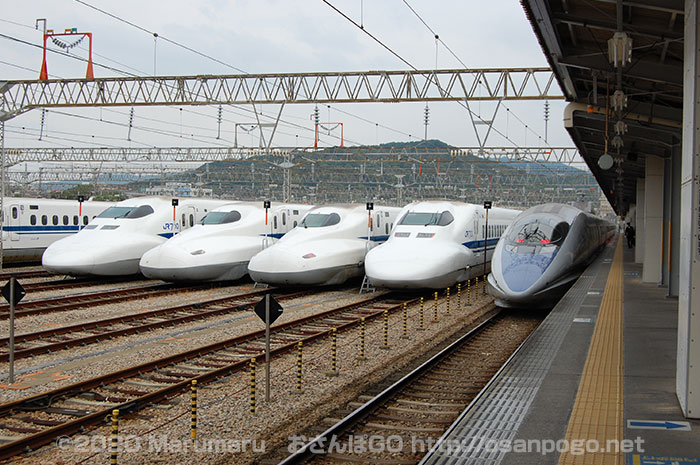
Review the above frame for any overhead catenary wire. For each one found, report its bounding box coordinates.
[70,0,414,143]
[320,0,534,149]
[400,0,553,149]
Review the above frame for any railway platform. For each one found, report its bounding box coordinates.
[420,238,700,465]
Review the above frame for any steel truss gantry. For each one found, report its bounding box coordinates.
[3,146,582,167]
[0,68,562,120]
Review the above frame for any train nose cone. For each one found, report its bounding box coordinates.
[42,248,95,275]
[139,246,189,280]
[365,243,465,289]
[499,250,556,293]
[248,247,301,284]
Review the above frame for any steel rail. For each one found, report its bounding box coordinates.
[277,310,502,465]
[0,292,409,460]
[0,287,313,361]
[0,280,233,319]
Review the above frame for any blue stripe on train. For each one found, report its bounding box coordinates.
[3,225,80,233]
[463,238,500,250]
[357,235,390,242]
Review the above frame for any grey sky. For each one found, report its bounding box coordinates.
[1,1,572,150]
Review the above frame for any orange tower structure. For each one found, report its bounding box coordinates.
[40,27,94,80]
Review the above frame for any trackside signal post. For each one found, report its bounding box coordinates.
[483,201,492,277]
[254,294,283,402]
[3,278,26,383]
[171,198,178,222]
[78,195,84,230]
[366,202,373,252]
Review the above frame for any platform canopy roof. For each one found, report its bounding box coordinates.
[521,0,684,216]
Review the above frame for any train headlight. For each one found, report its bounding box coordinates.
[190,249,206,255]
[416,232,435,238]
[302,253,316,259]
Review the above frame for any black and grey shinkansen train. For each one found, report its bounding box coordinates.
[487,203,616,309]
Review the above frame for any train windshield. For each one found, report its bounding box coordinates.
[506,215,569,250]
[399,211,454,226]
[97,205,154,219]
[300,213,340,228]
[200,211,241,225]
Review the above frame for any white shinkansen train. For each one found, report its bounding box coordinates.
[248,204,402,286]
[139,202,314,281]
[1,197,112,263]
[488,203,616,309]
[365,201,520,289]
[42,196,230,276]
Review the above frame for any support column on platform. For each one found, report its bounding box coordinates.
[663,156,671,288]
[677,0,700,419]
[635,178,645,264]
[643,155,664,283]
[670,147,681,297]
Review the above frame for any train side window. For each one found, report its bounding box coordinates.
[30,215,36,225]
[42,215,48,225]
[385,224,389,234]
[182,214,186,227]
[29,205,38,210]
[52,215,59,225]
[376,214,380,228]
[73,215,79,225]
[293,210,299,215]
[189,214,194,227]
[293,221,297,227]
[11,207,18,219]
[274,216,278,229]
[83,216,89,225]
[282,212,286,226]
[63,215,69,225]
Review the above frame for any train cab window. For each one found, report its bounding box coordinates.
[398,211,453,226]
[41,215,48,225]
[98,205,154,219]
[30,215,36,225]
[11,207,18,219]
[300,212,340,228]
[63,215,69,225]
[83,216,89,225]
[29,205,38,210]
[52,215,59,225]
[507,217,569,249]
[189,214,194,227]
[200,211,241,225]
[73,215,79,225]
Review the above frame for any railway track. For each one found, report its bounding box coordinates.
[16,276,142,293]
[0,292,410,460]
[0,280,236,320]
[0,287,315,361]
[0,269,49,281]
[277,311,543,465]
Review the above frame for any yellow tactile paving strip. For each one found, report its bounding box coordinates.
[558,241,624,465]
